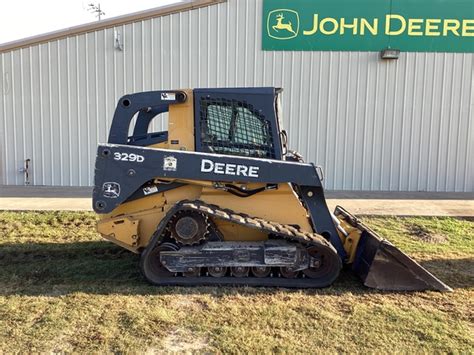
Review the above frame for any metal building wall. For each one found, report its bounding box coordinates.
[0,0,472,191]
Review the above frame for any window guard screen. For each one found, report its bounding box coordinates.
[199,98,276,159]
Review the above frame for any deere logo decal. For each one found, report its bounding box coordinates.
[267,9,299,40]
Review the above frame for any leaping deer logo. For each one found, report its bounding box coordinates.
[272,13,296,35]
[267,9,299,40]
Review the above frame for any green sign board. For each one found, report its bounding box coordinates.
[262,0,474,52]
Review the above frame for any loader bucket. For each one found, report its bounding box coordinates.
[334,206,452,292]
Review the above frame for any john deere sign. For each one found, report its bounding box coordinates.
[262,0,474,52]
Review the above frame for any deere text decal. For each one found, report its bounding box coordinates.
[262,0,474,52]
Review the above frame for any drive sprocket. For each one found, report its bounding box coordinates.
[168,210,208,246]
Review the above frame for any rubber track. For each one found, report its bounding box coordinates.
[180,200,335,250]
[142,200,341,288]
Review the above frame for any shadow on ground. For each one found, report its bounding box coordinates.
[0,241,472,297]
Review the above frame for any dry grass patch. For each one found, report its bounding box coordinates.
[0,211,472,353]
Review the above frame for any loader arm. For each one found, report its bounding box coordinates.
[92,143,347,261]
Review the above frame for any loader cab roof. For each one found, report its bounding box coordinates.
[194,87,283,95]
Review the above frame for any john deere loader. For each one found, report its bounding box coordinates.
[92,88,450,291]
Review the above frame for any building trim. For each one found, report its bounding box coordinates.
[0,0,225,53]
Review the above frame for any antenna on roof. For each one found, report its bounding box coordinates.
[87,3,105,21]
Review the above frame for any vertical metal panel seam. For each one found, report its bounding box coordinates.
[417,53,428,190]
[342,53,351,189]
[160,19,164,90]
[75,39,82,185]
[333,52,342,187]
[207,7,211,86]
[122,25,126,95]
[271,49,275,87]
[454,54,466,190]
[407,54,418,189]
[435,53,447,191]
[85,35,91,184]
[151,21,155,89]
[445,55,456,191]
[253,0,258,86]
[316,51,322,165]
[188,14,192,87]
[142,22,146,90]
[47,43,54,184]
[398,54,409,190]
[113,28,117,110]
[233,5,238,85]
[380,61,389,190]
[179,13,183,87]
[297,53,304,151]
[104,30,109,136]
[197,8,201,86]
[269,49,274,86]
[225,1,229,86]
[338,52,344,188]
[20,49,26,184]
[10,52,18,184]
[1,56,8,184]
[115,26,120,104]
[169,15,173,88]
[131,23,136,91]
[370,60,380,190]
[351,52,361,189]
[389,59,399,190]
[289,51,294,149]
[66,38,73,185]
[281,52,285,108]
[350,53,358,189]
[464,54,474,191]
[94,31,100,180]
[426,55,437,190]
[244,0,248,84]
[21,49,28,183]
[305,52,313,159]
[361,52,370,189]
[57,43,64,185]
[215,9,220,87]
[39,45,45,184]
[28,48,36,185]
[381,61,389,190]
[346,52,353,189]
[324,52,332,181]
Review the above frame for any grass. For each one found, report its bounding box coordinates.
[0,211,473,353]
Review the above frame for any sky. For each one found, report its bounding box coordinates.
[0,0,181,45]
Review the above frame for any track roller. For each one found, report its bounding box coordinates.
[280,267,299,279]
[183,267,201,277]
[231,266,249,277]
[208,266,227,277]
[252,266,271,278]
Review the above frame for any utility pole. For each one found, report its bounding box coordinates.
[87,3,105,21]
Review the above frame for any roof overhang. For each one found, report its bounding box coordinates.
[0,0,225,53]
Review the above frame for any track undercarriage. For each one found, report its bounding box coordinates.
[140,200,342,288]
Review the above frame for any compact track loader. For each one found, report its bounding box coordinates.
[93,88,450,291]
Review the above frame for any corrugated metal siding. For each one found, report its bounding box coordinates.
[0,0,473,191]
